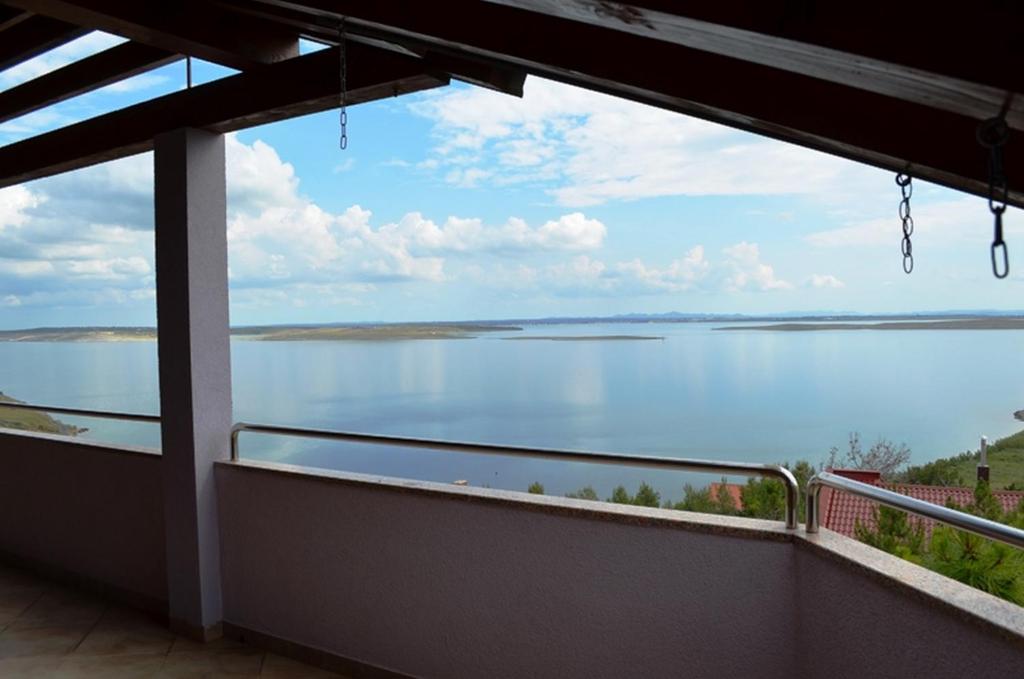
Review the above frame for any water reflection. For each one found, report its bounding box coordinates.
[0,323,1021,501]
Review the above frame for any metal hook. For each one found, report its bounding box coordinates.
[991,208,1009,279]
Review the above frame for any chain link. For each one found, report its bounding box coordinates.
[896,173,914,274]
[977,116,1010,278]
[338,19,348,151]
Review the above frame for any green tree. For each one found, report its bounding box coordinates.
[740,477,786,521]
[898,456,966,487]
[739,460,816,522]
[714,481,738,516]
[926,527,1024,604]
[566,486,599,501]
[609,485,633,505]
[854,506,925,563]
[672,484,717,513]
[527,482,545,495]
[855,480,1024,606]
[633,482,661,508]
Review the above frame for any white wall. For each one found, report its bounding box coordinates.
[218,462,797,678]
[216,462,1024,679]
[0,430,166,605]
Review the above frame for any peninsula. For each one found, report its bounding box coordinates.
[0,393,83,436]
[0,324,522,342]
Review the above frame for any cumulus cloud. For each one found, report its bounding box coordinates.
[615,246,710,292]
[1,134,621,313]
[464,242,792,299]
[806,274,845,289]
[223,136,610,292]
[410,77,882,207]
[1,127,806,318]
[721,242,792,291]
[0,186,42,230]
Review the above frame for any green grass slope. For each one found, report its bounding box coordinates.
[0,393,81,436]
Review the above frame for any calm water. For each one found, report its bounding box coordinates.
[1,322,1022,501]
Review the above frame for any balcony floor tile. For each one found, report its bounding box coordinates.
[0,564,350,677]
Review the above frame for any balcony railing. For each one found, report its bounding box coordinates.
[0,400,160,424]
[7,402,1024,546]
[231,421,801,529]
[806,471,1024,549]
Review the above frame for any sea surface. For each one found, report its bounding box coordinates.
[1,321,1022,502]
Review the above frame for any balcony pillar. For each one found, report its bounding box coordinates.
[154,128,231,640]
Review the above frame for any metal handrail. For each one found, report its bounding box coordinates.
[806,471,1024,549]
[0,400,160,424]
[231,421,800,529]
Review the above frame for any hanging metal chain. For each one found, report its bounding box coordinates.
[896,173,914,274]
[338,19,348,150]
[977,115,1010,278]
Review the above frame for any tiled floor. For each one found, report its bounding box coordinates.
[0,563,345,678]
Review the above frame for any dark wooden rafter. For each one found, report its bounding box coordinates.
[243,0,1023,208]
[216,0,526,96]
[0,5,32,31]
[0,14,88,71]
[0,43,447,187]
[494,0,1024,107]
[0,41,180,124]
[3,0,299,70]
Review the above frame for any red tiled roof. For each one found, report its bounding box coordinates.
[709,482,744,510]
[821,470,1024,538]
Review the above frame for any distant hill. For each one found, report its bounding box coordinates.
[1,311,1023,341]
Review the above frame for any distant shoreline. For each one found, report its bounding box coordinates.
[2,314,1024,342]
[0,324,523,343]
[501,335,663,342]
[714,318,1024,332]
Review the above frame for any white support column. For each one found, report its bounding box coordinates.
[154,128,231,640]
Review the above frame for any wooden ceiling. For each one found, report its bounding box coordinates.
[0,0,1020,209]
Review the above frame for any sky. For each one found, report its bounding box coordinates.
[0,34,1021,329]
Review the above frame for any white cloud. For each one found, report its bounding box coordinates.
[806,274,845,289]
[2,128,807,317]
[0,186,42,230]
[333,157,356,173]
[462,241,792,299]
[411,77,880,207]
[722,242,792,291]
[805,198,1020,248]
[615,246,710,292]
[1,134,621,313]
[223,136,612,296]
[0,32,125,89]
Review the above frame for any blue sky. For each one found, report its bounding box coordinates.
[0,34,1021,329]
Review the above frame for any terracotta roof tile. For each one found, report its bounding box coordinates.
[821,475,1024,538]
[709,482,744,510]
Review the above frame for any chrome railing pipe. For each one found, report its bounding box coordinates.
[806,471,1024,549]
[0,400,160,424]
[231,422,800,530]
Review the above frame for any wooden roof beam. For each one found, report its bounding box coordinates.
[0,5,32,32]
[0,14,88,71]
[216,0,526,96]
[3,0,299,70]
[0,41,180,124]
[486,0,1024,125]
[0,42,447,187]
[268,1,1023,208]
